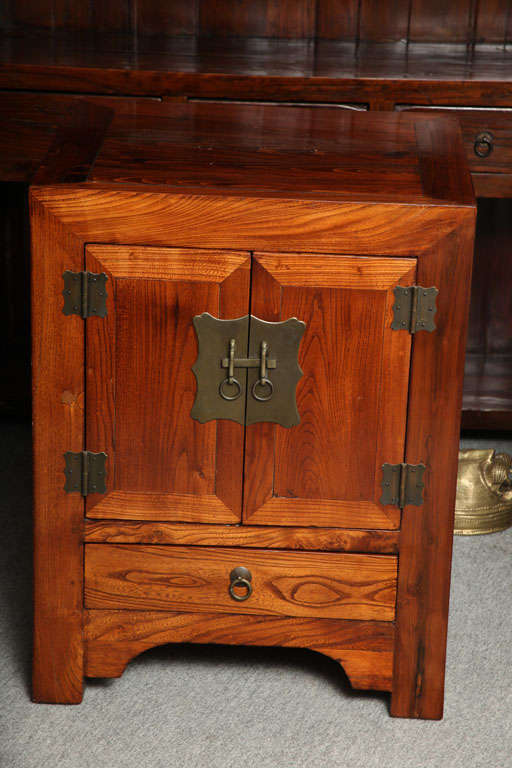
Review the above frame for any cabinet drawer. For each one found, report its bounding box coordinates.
[85,544,397,621]
[396,106,512,174]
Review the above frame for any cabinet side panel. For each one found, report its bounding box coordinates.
[31,193,84,703]
[392,217,475,719]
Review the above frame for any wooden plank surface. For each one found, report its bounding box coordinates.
[85,609,395,691]
[85,544,398,621]
[83,520,400,553]
[391,212,476,719]
[31,190,84,703]
[244,252,415,530]
[85,244,250,523]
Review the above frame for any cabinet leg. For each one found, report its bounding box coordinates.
[33,613,83,704]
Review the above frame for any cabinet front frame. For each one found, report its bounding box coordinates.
[31,184,474,717]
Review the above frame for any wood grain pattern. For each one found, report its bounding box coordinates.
[29,105,475,715]
[84,520,400,553]
[30,185,469,256]
[391,216,476,719]
[244,252,415,530]
[4,1,512,44]
[399,106,512,175]
[408,0,474,43]
[199,0,316,38]
[31,191,84,703]
[85,544,398,621]
[84,609,395,691]
[85,245,250,523]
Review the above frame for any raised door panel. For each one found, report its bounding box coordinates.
[244,253,417,529]
[85,245,250,523]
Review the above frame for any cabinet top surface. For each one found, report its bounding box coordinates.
[81,101,473,208]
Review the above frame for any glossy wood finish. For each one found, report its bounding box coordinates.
[2,37,512,105]
[244,252,415,529]
[85,544,398,620]
[30,105,475,717]
[85,244,249,523]
[83,520,400,553]
[31,189,84,703]
[3,1,512,43]
[84,610,395,691]
[397,106,512,175]
[392,223,475,719]
[463,197,512,430]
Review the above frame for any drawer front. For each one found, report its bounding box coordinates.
[396,106,512,174]
[85,544,397,621]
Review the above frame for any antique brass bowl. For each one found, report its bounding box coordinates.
[455,450,512,535]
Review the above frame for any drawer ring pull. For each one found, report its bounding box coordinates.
[474,131,493,158]
[229,566,253,601]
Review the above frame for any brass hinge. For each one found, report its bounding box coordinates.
[62,271,107,318]
[391,286,438,333]
[380,463,426,508]
[64,451,107,495]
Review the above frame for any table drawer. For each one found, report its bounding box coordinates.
[85,544,397,621]
[396,106,512,174]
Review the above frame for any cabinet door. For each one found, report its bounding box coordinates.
[244,252,417,530]
[85,245,250,523]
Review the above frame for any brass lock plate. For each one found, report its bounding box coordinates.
[191,313,306,427]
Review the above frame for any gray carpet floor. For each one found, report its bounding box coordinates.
[1,420,511,768]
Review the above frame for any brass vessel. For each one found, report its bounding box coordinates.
[455,450,512,535]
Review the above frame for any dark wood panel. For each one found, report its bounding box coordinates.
[138,1,199,37]
[315,0,360,40]
[467,198,512,356]
[3,35,512,101]
[409,0,475,43]
[85,544,398,621]
[462,196,512,428]
[474,0,511,44]
[199,0,316,38]
[359,0,411,42]
[85,610,395,691]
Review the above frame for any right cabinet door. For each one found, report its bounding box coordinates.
[243,252,417,530]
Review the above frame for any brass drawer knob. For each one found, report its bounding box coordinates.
[229,566,253,601]
[474,131,493,158]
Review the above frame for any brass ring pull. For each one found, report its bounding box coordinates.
[219,338,242,400]
[252,377,273,401]
[219,377,242,401]
[474,131,493,158]
[229,566,253,601]
[252,340,274,401]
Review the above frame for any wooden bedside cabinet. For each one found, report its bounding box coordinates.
[31,102,475,719]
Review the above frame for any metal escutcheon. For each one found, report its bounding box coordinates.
[229,566,253,602]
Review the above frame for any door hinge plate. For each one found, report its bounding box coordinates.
[63,271,107,318]
[391,286,438,333]
[381,463,425,508]
[64,451,107,495]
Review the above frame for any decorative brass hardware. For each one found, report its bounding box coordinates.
[62,271,107,318]
[191,313,306,427]
[229,567,253,601]
[391,286,438,333]
[473,131,493,158]
[380,463,426,508]
[455,450,512,535]
[64,451,107,495]
[220,338,277,402]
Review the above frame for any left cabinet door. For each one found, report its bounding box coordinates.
[84,245,250,523]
